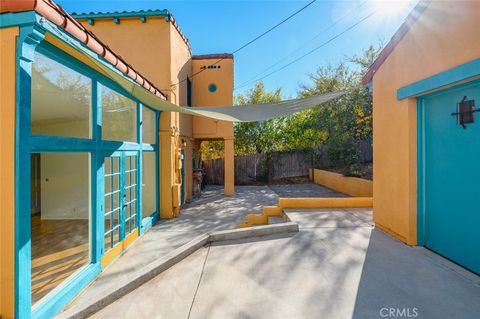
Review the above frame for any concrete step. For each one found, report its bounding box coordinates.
[268,216,285,224]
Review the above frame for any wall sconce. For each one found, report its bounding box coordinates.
[209,146,214,153]
[452,96,478,129]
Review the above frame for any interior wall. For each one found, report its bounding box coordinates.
[40,153,90,220]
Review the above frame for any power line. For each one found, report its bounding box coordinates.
[234,11,376,91]
[234,0,368,89]
[231,0,318,55]
[171,0,318,87]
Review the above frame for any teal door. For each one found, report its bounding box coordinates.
[103,151,139,264]
[180,149,186,205]
[421,81,480,274]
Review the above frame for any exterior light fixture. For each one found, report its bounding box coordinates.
[209,146,214,153]
[452,96,478,129]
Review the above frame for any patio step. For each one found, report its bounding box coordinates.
[240,197,373,228]
[268,216,286,224]
[240,205,284,227]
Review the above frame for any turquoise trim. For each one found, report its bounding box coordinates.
[398,58,480,100]
[31,264,101,319]
[137,103,143,232]
[11,13,161,318]
[416,79,480,247]
[180,149,186,205]
[416,98,425,245]
[15,24,45,319]
[0,11,38,28]
[72,9,169,20]
[141,211,160,232]
[155,111,160,221]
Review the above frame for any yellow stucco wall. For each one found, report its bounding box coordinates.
[191,57,235,195]
[0,26,18,319]
[191,58,234,139]
[77,17,172,89]
[372,0,480,245]
[312,169,373,197]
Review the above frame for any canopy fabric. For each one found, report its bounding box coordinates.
[54,28,345,122]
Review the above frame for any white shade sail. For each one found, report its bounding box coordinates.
[52,30,345,122]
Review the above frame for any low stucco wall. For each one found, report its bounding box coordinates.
[310,169,373,197]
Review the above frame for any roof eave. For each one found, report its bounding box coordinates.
[0,0,167,99]
[362,0,432,85]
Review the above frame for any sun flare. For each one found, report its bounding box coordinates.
[370,0,414,19]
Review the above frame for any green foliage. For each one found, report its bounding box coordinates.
[232,44,382,176]
[233,82,283,155]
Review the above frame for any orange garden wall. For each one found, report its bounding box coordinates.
[310,169,373,197]
[371,0,480,245]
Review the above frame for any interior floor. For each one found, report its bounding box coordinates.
[31,214,89,304]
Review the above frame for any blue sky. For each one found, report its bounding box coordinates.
[57,0,417,97]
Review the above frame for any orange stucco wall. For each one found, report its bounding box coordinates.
[78,17,172,89]
[372,0,480,245]
[191,57,235,194]
[0,26,18,319]
[191,58,234,140]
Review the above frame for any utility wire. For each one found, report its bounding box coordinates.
[171,0,318,87]
[234,11,376,90]
[234,0,368,89]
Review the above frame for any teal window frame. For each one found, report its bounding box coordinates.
[13,21,160,319]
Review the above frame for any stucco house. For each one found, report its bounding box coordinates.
[0,1,234,318]
[363,0,479,275]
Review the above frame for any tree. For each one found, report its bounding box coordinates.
[295,44,381,175]
[233,82,283,155]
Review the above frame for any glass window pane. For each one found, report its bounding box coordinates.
[31,52,92,138]
[31,153,91,305]
[142,107,156,144]
[101,85,137,142]
[142,152,156,215]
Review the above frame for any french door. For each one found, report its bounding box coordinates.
[102,151,139,267]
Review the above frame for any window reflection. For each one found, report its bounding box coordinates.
[142,107,156,144]
[101,85,137,142]
[31,52,92,138]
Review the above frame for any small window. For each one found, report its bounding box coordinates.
[187,78,192,107]
[208,84,217,93]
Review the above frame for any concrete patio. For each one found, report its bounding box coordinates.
[88,206,480,319]
[61,184,344,315]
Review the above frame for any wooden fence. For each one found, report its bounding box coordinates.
[203,143,372,185]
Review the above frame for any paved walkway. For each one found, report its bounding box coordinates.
[90,208,480,319]
[62,184,344,315]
